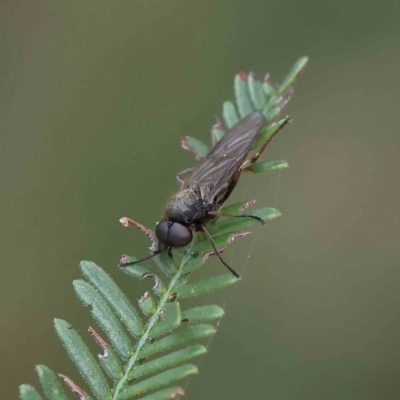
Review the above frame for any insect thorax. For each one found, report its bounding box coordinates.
[164,183,211,226]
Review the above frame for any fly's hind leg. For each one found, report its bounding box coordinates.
[209,210,266,225]
[199,224,240,279]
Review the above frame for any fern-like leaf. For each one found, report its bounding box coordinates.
[36,365,69,400]
[20,57,308,400]
[19,385,44,400]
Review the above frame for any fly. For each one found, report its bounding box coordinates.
[121,111,290,278]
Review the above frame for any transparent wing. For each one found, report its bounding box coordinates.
[183,111,265,203]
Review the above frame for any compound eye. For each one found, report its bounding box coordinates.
[156,221,192,247]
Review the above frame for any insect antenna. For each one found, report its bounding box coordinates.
[199,224,241,279]
[119,247,168,268]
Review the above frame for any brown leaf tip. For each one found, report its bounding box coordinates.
[170,388,185,398]
[228,231,252,244]
[241,200,257,210]
[88,326,109,359]
[142,273,160,290]
[203,246,227,262]
[119,217,156,248]
[118,254,129,269]
[138,291,150,303]
[58,374,87,400]
[237,71,248,81]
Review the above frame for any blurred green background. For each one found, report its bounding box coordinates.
[1,1,400,399]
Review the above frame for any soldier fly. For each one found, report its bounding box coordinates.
[121,111,290,278]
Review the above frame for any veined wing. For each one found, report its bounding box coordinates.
[183,111,265,203]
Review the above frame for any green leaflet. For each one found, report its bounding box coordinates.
[120,257,154,278]
[128,345,206,380]
[118,365,198,400]
[97,343,124,381]
[251,159,289,174]
[19,385,43,400]
[176,275,238,298]
[81,261,144,337]
[149,302,182,339]
[222,101,239,128]
[234,72,253,118]
[153,251,177,277]
[74,280,134,360]
[253,117,290,149]
[35,365,68,400]
[136,387,184,400]
[181,137,209,158]
[54,319,112,400]
[220,200,257,215]
[207,207,281,236]
[192,231,251,256]
[138,292,157,316]
[182,305,224,323]
[278,56,309,95]
[248,72,265,111]
[139,324,216,359]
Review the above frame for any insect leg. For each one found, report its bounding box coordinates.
[119,249,165,268]
[209,211,266,225]
[175,167,194,185]
[199,224,241,279]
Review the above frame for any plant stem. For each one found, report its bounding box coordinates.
[112,252,190,399]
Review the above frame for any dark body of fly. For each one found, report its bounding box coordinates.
[155,111,268,277]
[123,111,288,278]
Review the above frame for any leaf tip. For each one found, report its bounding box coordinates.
[170,388,185,398]
[237,70,248,81]
[58,374,88,400]
[79,260,96,272]
[34,364,47,377]
[19,384,41,400]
